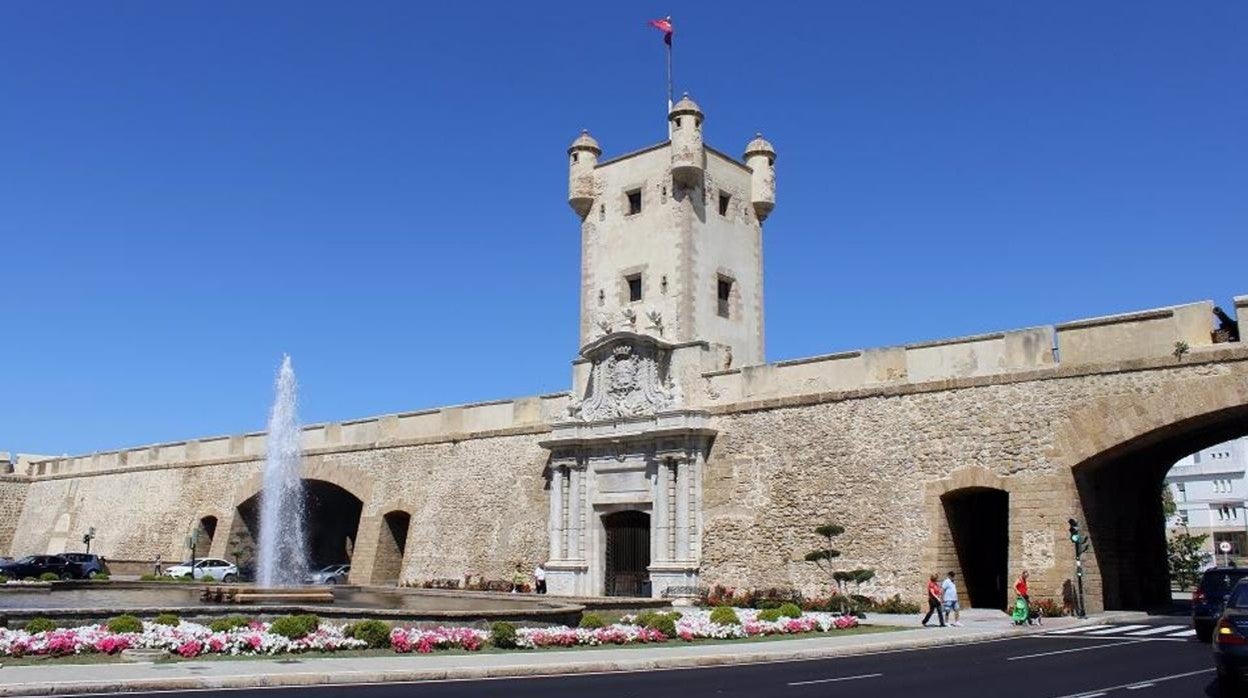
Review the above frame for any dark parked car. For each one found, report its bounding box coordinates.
[61,553,109,579]
[1213,578,1248,692]
[0,555,76,580]
[1196,567,1248,642]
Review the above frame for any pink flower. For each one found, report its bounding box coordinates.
[176,640,202,658]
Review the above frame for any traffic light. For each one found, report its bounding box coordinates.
[1068,518,1091,556]
[1068,518,1080,543]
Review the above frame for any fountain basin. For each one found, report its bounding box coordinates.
[203,586,334,605]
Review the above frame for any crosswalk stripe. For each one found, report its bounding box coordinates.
[1167,629,1197,637]
[1125,625,1186,636]
[1086,624,1149,635]
[1047,625,1111,634]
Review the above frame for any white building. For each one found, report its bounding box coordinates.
[1166,436,1248,562]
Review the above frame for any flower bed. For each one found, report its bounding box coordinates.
[0,609,861,660]
[0,620,365,659]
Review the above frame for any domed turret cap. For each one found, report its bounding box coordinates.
[744,133,776,160]
[568,129,602,155]
[668,93,703,119]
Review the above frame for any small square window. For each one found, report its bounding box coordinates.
[627,274,642,302]
[717,277,733,318]
[626,189,642,215]
[718,191,731,216]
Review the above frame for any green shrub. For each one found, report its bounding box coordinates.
[106,614,143,633]
[92,573,110,581]
[348,619,391,649]
[270,614,320,640]
[578,613,607,629]
[201,574,216,583]
[709,606,740,626]
[0,574,9,584]
[24,617,57,634]
[139,574,160,582]
[208,615,251,633]
[777,602,803,619]
[154,613,180,627]
[490,621,518,649]
[757,608,783,622]
[38,572,60,582]
[644,614,677,637]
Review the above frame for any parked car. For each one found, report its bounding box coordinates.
[0,555,76,580]
[61,553,109,579]
[1195,567,1248,642]
[1213,578,1248,692]
[306,564,350,585]
[164,558,238,582]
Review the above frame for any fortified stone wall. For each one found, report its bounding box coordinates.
[0,476,30,556]
[700,348,1248,609]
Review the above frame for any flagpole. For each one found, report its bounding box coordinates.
[666,35,673,114]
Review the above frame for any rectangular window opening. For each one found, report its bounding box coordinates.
[717,277,733,318]
[627,274,643,303]
[626,189,642,215]
[718,191,731,216]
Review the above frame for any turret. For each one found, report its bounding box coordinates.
[668,94,704,188]
[743,133,776,222]
[568,130,601,219]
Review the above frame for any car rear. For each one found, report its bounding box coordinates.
[1214,581,1248,689]
[1195,568,1248,642]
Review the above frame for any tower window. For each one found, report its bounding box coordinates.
[626,274,642,302]
[626,189,642,215]
[718,191,731,216]
[717,277,733,318]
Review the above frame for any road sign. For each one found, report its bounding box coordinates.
[1220,541,1232,553]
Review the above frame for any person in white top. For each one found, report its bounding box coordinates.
[534,563,547,594]
[941,571,962,626]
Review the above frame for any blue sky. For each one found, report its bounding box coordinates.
[2,1,1244,455]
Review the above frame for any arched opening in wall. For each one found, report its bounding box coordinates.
[1074,404,1248,612]
[372,511,411,585]
[194,516,218,558]
[603,510,650,597]
[941,487,1009,609]
[234,479,364,573]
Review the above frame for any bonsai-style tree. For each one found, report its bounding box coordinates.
[804,523,876,614]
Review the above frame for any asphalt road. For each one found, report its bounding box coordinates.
[66,620,1223,698]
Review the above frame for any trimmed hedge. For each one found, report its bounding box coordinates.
[777,603,803,619]
[490,621,518,649]
[757,608,783,622]
[347,619,391,648]
[208,615,252,633]
[38,572,60,582]
[709,606,740,626]
[106,615,143,633]
[270,614,320,640]
[24,617,57,634]
[154,613,180,627]
[578,613,607,629]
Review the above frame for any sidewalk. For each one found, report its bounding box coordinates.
[0,612,1110,696]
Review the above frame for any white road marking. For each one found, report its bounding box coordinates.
[1124,625,1185,636]
[1167,629,1197,637]
[1047,668,1215,698]
[1046,624,1111,634]
[787,672,883,686]
[1008,639,1150,660]
[1085,624,1149,635]
[1125,683,1155,689]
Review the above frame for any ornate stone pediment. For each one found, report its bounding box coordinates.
[566,332,681,422]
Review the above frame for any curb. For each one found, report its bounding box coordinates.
[0,620,1107,696]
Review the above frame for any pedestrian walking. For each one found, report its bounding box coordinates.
[511,563,526,593]
[921,573,946,627]
[534,563,547,594]
[153,554,162,577]
[941,571,961,626]
[1011,569,1033,625]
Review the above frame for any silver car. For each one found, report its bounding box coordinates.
[306,564,350,584]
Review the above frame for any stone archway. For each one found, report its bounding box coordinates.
[371,510,411,585]
[1049,374,1248,611]
[941,488,1009,609]
[193,516,218,558]
[233,479,363,573]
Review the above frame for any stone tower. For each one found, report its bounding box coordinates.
[567,95,776,370]
[544,98,777,598]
